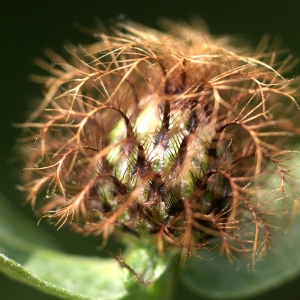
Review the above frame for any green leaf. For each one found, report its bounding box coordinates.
[180,215,300,299]
[0,251,126,300]
[0,192,173,300]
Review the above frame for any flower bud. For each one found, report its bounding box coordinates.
[17,19,300,265]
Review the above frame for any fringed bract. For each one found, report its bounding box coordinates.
[17,19,300,266]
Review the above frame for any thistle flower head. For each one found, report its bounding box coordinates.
[17,19,300,264]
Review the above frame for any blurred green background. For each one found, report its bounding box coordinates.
[1,1,300,299]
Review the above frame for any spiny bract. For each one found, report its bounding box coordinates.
[18,19,300,264]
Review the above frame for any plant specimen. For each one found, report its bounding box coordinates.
[3,19,300,299]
